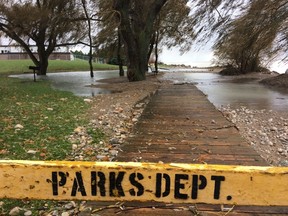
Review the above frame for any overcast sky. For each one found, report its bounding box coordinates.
[160,46,287,74]
[160,48,214,67]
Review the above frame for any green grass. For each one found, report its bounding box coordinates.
[0,59,119,74]
[0,76,106,214]
[0,77,91,160]
[0,58,110,214]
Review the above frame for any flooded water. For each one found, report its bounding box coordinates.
[11,71,120,96]
[11,70,288,112]
[164,72,288,112]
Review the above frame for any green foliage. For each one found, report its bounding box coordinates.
[211,0,288,73]
[87,128,105,144]
[158,0,195,53]
[186,0,288,74]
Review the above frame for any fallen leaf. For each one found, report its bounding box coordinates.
[0,149,8,155]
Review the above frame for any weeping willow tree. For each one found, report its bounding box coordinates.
[213,0,288,73]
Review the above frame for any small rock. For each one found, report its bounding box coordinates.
[9,207,22,216]
[64,202,75,210]
[113,107,124,114]
[110,138,120,144]
[27,150,37,154]
[279,160,288,166]
[14,124,24,129]
[51,210,59,215]
[135,103,144,108]
[132,118,138,123]
[74,127,84,134]
[270,127,278,132]
[278,148,284,154]
[109,150,118,156]
[72,144,78,150]
[61,212,70,216]
[47,107,53,111]
[84,98,92,103]
[197,129,204,133]
[24,211,32,216]
[96,155,107,160]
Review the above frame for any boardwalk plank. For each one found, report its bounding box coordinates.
[81,84,287,216]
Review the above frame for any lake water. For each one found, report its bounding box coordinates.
[164,72,288,112]
[11,70,288,112]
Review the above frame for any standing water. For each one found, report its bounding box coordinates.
[10,71,119,96]
[163,72,288,112]
[11,70,288,112]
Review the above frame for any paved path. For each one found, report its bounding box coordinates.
[81,84,287,216]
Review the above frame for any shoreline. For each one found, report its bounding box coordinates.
[70,71,288,167]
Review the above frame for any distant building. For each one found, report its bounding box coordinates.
[0,45,72,60]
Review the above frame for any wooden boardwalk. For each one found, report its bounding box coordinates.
[81,84,288,215]
[117,84,266,165]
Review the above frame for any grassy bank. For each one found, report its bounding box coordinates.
[0,76,106,214]
[0,59,119,75]
[0,77,94,160]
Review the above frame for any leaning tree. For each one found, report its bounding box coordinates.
[189,0,288,73]
[213,0,288,73]
[0,0,84,75]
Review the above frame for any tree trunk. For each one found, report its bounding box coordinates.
[154,30,159,74]
[38,56,48,75]
[82,0,94,78]
[147,33,156,72]
[114,0,167,82]
[117,29,125,77]
[37,45,49,75]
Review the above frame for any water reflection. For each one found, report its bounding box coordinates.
[164,72,288,112]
